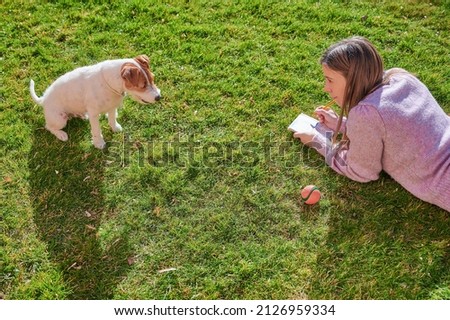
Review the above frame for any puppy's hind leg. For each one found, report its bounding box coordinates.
[44,110,69,141]
[107,109,122,133]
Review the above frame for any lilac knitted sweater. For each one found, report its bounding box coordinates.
[313,70,450,211]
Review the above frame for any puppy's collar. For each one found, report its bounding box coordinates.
[101,67,125,97]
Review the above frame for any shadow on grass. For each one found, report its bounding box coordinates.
[28,120,131,299]
[307,177,450,299]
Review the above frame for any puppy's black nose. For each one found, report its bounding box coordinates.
[155,95,161,102]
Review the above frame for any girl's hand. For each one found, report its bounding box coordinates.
[314,106,339,131]
[293,131,315,145]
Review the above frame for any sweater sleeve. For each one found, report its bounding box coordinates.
[325,105,385,182]
[339,117,347,133]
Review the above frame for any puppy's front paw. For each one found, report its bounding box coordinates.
[93,137,106,149]
[111,122,123,133]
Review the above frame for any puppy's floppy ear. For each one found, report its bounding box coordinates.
[121,63,147,90]
[133,54,156,85]
[134,54,150,70]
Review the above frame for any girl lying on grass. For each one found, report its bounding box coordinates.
[294,36,450,212]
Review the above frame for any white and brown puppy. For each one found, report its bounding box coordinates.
[30,55,161,149]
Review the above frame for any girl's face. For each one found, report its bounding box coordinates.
[322,64,347,107]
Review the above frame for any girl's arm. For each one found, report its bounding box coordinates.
[314,104,385,182]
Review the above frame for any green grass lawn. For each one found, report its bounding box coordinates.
[1,0,449,300]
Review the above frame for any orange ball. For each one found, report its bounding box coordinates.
[300,185,321,205]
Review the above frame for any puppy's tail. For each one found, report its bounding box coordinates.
[29,79,44,105]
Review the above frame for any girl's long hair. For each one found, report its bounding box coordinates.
[320,36,384,143]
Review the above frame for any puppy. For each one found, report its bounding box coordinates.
[30,55,161,149]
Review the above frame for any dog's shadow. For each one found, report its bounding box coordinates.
[28,120,131,299]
